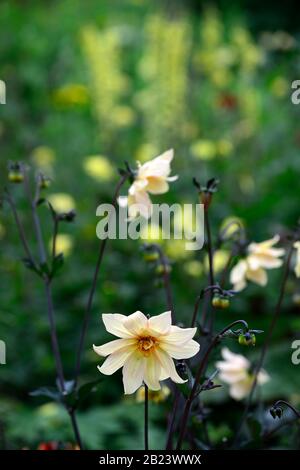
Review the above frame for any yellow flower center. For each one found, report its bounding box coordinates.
[138,336,158,356]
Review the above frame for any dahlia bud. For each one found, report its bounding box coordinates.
[238,332,256,346]
[8,162,24,183]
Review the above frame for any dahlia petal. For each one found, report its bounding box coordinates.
[156,348,186,384]
[102,314,134,338]
[160,338,200,359]
[93,338,136,357]
[123,311,148,336]
[98,348,133,375]
[148,311,172,335]
[122,352,145,394]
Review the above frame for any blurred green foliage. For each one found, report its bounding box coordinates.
[0,0,300,449]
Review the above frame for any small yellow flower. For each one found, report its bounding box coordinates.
[216,347,269,400]
[294,242,300,278]
[48,193,75,213]
[230,235,285,291]
[93,310,199,394]
[83,155,114,182]
[119,149,177,219]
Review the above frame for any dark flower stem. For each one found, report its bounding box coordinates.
[74,174,129,386]
[155,245,175,323]
[166,205,216,449]
[190,295,201,328]
[68,409,83,450]
[165,387,180,450]
[144,384,149,451]
[233,244,294,445]
[5,189,36,265]
[21,174,83,449]
[52,217,59,259]
[176,320,249,450]
[205,209,215,288]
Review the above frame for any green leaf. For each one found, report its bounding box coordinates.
[22,258,41,277]
[29,386,61,402]
[51,253,64,277]
[77,378,104,406]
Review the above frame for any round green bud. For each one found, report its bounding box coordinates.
[8,171,24,183]
[143,252,159,262]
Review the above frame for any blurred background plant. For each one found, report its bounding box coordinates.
[0,0,300,450]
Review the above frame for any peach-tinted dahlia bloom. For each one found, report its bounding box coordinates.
[230,235,285,291]
[216,347,269,400]
[93,310,199,394]
[119,149,178,219]
[294,241,300,278]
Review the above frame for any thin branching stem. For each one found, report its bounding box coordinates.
[233,244,294,445]
[74,174,129,386]
[155,245,175,323]
[21,172,83,449]
[176,320,249,450]
[5,189,35,265]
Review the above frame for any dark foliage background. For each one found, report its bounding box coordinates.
[0,0,300,449]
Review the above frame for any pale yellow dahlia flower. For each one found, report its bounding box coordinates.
[119,149,178,219]
[216,347,269,400]
[294,241,300,278]
[230,235,285,291]
[93,310,199,394]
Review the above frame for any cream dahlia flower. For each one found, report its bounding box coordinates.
[294,242,300,278]
[216,347,269,400]
[93,310,199,394]
[230,235,285,291]
[119,149,178,219]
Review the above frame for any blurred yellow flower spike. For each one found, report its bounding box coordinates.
[48,193,75,213]
[83,155,114,182]
[137,15,191,147]
[136,385,170,403]
[93,310,199,394]
[31,146,56,171]
[52,84,89,107]
[216,347,269,400]
[230,235,285,291]
[49,234,73,257]
[81,26,127,139]
[294,242,300,278]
